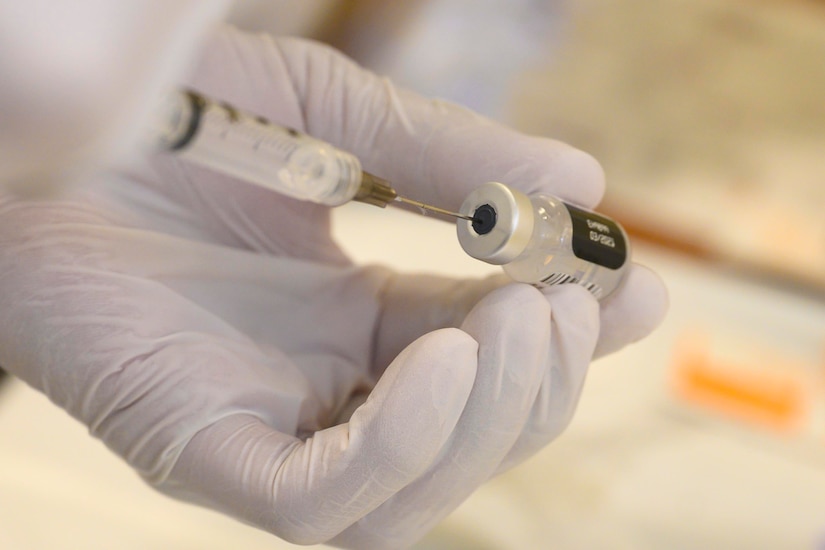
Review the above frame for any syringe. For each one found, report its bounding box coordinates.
[151,90,473,220]
[150,90,631,299]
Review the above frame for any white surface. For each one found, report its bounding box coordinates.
[1,202,825,549]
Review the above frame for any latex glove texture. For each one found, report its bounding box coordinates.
[0,26,667,548]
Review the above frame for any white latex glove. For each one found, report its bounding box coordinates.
[0,26,667,548]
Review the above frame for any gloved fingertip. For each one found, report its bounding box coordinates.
[595,263,669,358]
[389,327,479,422]
[459,283,553,390]
[349,328,478,476]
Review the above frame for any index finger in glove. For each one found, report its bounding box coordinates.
[332,284,552,549]
[494,283,599,474]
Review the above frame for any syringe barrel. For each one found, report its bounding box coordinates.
[153,90,363,206]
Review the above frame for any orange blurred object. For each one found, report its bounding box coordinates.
[671,331,810,434]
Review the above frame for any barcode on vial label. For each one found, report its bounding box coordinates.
[538,272,604,299]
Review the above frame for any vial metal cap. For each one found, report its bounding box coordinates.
[457,182,534,265]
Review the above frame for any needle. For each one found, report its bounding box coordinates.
[394,195,477,222]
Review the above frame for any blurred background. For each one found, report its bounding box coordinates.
[2,1,824,548]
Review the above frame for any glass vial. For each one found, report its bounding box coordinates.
[456,182,630,299]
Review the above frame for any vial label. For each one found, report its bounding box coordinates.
[565,204,627,270]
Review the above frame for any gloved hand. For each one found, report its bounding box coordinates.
[0,26,667,549]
